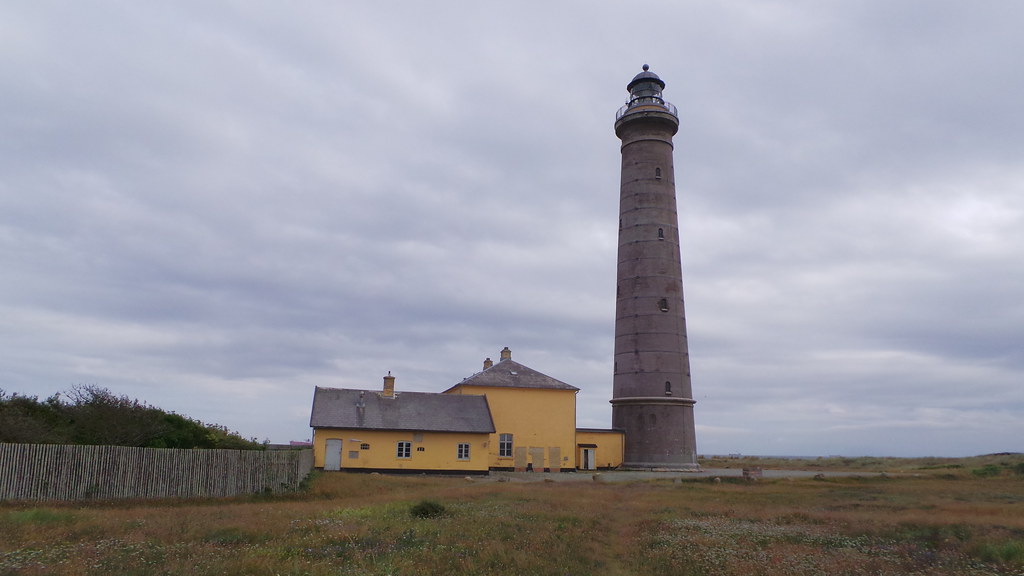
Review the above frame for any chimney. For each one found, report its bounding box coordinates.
[382,371,395,397]
[483,357,493,370]
[500,347,512,361]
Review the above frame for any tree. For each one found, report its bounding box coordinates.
[0,390,69,443]
[62,385,169,446]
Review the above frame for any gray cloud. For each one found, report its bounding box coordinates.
[2,1,1021,455]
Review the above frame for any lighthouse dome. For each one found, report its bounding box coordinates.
[627,64,665,92]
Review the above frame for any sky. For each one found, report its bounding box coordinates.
[2,2,1022,457]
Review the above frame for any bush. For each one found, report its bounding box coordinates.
[974,540,1024,567]
[0,385,263,449]
[409,500,446,519]
[972,465,1002,478]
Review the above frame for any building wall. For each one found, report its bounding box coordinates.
[312,429,490,473]
[575,430,625,470]
[447,386,576,471]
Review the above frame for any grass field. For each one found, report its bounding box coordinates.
[2,455,1023,575]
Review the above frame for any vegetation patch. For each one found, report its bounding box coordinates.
[3,462,1024,575]
[0,385,262,449]
[5,508,76,525]
[973,539,1024,568]
[409,500,447,519]
[972,465,1004,478]
[203,526,262,546]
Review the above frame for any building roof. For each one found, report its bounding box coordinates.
[309,387,495,433]
[445,359,579,392]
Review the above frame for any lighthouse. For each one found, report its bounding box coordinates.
[610,65,699,470]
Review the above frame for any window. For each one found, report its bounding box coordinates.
[658,298,669,312]
[499,433,513,457]
[396,441,411,459]
[658,227,664,240]
[665,381,672,396]
[457,443,471,460]
[360,443,370,450]
[655,167,662,179]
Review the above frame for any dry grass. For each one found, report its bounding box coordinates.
[700,453,1024,474]
[2,460,1024,575]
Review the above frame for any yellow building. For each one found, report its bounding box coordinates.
[575,428,625,471]
[444,347,577,472]
[309,349,624,473]
[309,374,494,474]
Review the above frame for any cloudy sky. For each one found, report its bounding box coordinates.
[2,2,1021,457]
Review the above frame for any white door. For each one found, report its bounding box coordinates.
[582,448,596,470]
[325,439,343,471]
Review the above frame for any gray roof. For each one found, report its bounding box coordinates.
[309,387,495,433]
[446,359,579,392]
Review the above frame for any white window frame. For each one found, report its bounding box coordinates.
[396,441,412,459]
[499,433,513,458]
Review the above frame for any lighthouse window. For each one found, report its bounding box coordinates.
[655,167,662,179]
[658,228,664,240]
[658,298,669,312]
[665,381,672,395]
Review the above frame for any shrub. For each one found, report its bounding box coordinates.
[0,385,263,449]
[974,540,1024,568]
[409,500,446,519]
[971,465,1002,478]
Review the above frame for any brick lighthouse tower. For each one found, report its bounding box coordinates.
[611,65,699,470]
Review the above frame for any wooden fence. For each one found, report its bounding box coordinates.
[0,443,314,501]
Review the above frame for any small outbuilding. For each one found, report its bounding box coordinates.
[310,374,494,474]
